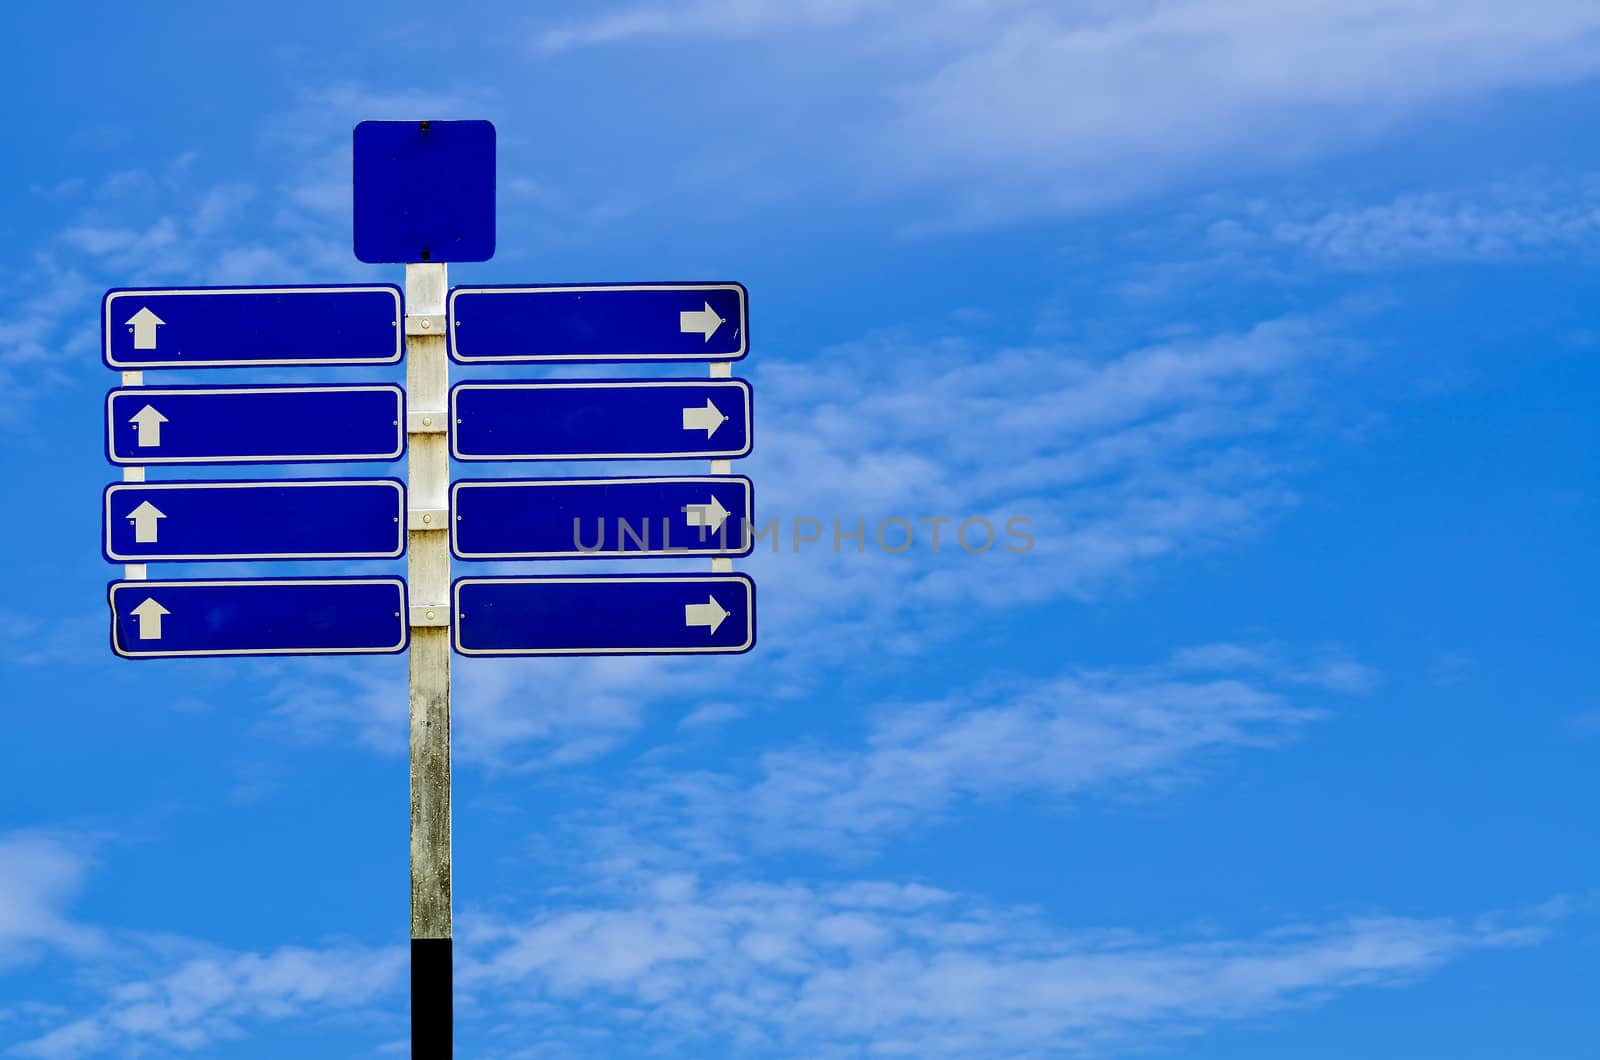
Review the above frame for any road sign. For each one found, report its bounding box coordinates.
[102,285,403,369]
[447,283,747,363]
[354,119,496,264]
[451,379,752,461]
[106,384,405,466]
[108,577,409,659]
[103,479,405,562]
[453,574,755,656]
[452,476,753,560]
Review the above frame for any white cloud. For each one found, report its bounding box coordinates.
[1269,179,1600,268]
[456,872,1551,1057]
[529,0,1600,223]
[579,644,1363,860]
[10,943,405,1059]
[0,835,102,972]
[735,314,1352,672]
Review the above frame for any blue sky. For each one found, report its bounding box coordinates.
[3,0,1599,1056]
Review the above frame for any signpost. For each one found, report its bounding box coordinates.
[452,476,753,560]
[108,578,408,659]
[448,283,747,363]
[103,480,405,562]
[102,285,403,369]
[451,379,753,461]
[453,574,756,656]
[106,385,405,465]
[100,118,757,1058]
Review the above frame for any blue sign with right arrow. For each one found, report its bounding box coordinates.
[453,574,755,656]
[452,476,753,560]
[451,379,752,461]
[448,283,747,363]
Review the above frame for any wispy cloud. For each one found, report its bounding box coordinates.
[529,0,1600,224]
[1268,179,1600,269]
[456,872,1554,1058]
[9,942,404,1059]
[571,644,1368,862]
[738,313,1355,670]
[0,835,103,973]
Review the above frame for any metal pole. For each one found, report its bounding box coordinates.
[405,262,452,1057]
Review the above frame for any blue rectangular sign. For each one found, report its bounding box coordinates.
[109,577,409,659]
[102,285,403,369]
[452,476,754,560]
[448,283,747,363]
[353,119,496,264]
[453,574,755,656]
[106,384,405,466]
[451,379,752,461]
[104,479,405,562]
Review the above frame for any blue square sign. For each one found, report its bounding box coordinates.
[353,119,495,263]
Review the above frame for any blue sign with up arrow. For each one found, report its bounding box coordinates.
[102,285,403,369]
[448,283,747,363]
[453,574,755,656]
[106,385,405,466]
[452,476,753,560]
[451,379,752,461]
[109,577,409,659]
[104,479,405,563]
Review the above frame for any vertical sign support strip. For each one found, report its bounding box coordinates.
[709,361,735,573]
[120,370,148,581]
[406,262,452,1057]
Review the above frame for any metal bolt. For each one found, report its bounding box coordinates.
[421,318,431,330]
[422,416,433,427]
[426,609,436,621]
[422,514,433,525]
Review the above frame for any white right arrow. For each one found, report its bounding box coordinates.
[679,302,725,342]
[130,405,168,447]
[126,307,166,350]
[683,495,731,533]
[684,595,730,635]
[681,399,728,438]
[131,598,170,640]
[128,500,166,543]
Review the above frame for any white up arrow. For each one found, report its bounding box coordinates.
[126,307,166,350]
[679,302,725,342]
[681,399,728,438]
[127,500,166,543]
[130,405,168,447]
[131,598,170,640]
[684,595,730,635]
[683,496,731,533]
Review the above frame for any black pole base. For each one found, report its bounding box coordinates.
[412,936,452,1058]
